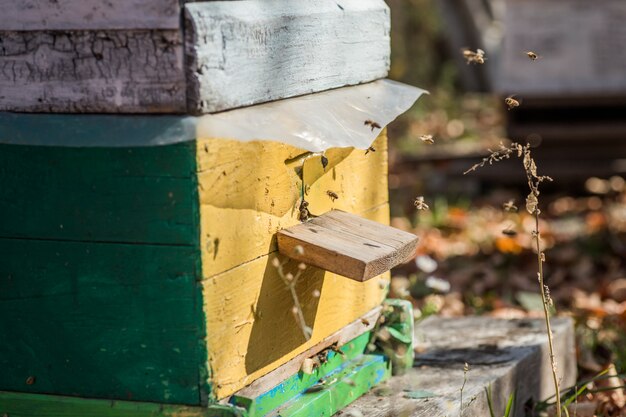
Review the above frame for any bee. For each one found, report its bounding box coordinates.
[321,155,329,169]
[462,48,486,64]
[360,318,370,326]
[365,146,376,155]
[502,227,518,237]
[299,200,310,221]
[503,199,518,212]
[326,190,339,202]
[504,95,520,110]
[420,134,434,144]
[364,119,382,131]
[413,196,429,211]
[525,51,540,60]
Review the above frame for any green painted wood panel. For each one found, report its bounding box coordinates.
[0,142,198,245]
[0,237,206,405]
[0,391,246,417]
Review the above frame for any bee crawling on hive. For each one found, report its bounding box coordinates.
[326,190,339,202]
[462,48,486,64]
[504,95,520,110]
[419,134,434,144]
[364,119,382,132]
[299,200,310,222]
[365,146,376,155]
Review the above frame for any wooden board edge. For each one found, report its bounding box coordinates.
[363,235,420,281]
[276,231,367,281]
[230,306,382,400]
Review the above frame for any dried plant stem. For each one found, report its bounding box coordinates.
[534,212,561,417]
[465,142,561,417]
[287,277,310,340]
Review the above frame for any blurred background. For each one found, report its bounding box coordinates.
[384,0,626,408]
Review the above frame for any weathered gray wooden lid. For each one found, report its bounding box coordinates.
[277,210,419,282]
[0,0,390,114]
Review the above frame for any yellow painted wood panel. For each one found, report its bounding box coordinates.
[203,203,390,399]
[197,133,388,278]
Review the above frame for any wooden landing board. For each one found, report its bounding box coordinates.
[277,210,418,281]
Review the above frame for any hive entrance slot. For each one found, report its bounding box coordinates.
[277,210,419,281]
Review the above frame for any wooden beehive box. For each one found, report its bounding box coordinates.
[0,1,422,416]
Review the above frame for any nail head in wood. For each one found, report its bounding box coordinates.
[277,210,418,281]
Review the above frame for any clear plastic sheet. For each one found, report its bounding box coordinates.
[196,79,427,152]
[0,79,426,149]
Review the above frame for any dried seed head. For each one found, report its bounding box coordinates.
[463,362,470,373]
[291,306,299,316]
[294,245,305,256]
[271,258,281,268]
[312,289,321,298]
[298,263,307,271]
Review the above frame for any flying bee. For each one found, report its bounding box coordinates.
[364,119,382,131]
[413,196,429,211]
[504,95,520,110]
[462,48,486,64]
[525,51,540,60]
[365,146,376,155]
[420,134,434,144]
[503,199,518,212]
[502,227,518,237]
[326,190,339,202]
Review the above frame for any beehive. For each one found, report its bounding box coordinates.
[0,1,422,415]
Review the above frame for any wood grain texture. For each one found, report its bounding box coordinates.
[0,0,180,31]
[0,238,206,405]
[0,29,186,113]
[196,132,389,278]
[344,317,577,417]
[0,142,198,245]
[234,307,381,400]
[184,0,390,113]
[278,210,418,281]
[201,205,390,399]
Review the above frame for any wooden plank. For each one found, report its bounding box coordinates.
[196,132,389,278]
[234,307,381,400]
[497,0,626,97]
[278,210,418,281]
[0,29,186,113]
[184,0,390,113]
[0,142,198,245]
[344,317,576,417]
[272,354,390,417]
[201,211,390,399]
[0,0,180,31]
[0,391,218,417]
[0,238,206,405]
